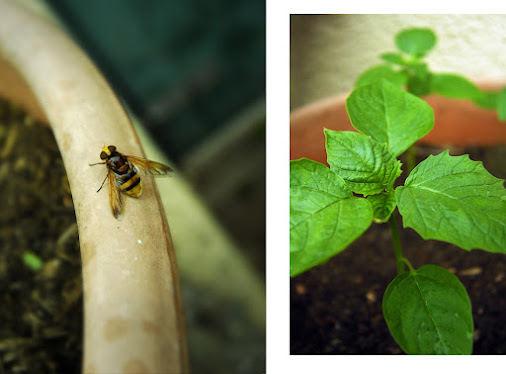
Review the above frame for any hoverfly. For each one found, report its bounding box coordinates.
[89,145,173,219]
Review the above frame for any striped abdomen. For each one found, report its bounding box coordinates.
[107,153,142,197]
[116,166,142,197]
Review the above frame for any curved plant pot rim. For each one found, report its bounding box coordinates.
[291,80,506,164]
[0,1,188,373]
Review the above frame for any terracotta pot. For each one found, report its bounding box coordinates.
[0,1,188,373]
[291,81,506,164]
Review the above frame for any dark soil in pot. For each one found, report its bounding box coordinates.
[290,143,506,354]
[0,98,82,373]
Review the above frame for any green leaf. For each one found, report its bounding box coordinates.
[23,251,44,271]
[407,62,430,79]
[472,91,498,110]
[407,75,432,97]
[395,28,437,57]
[346,80,434,157]
[368,190,397,223]
[396,151,506,253]
[325,130,402,196]
[380,52,405,65]
[383,264,473,354]
[498,87,506,121]
[355,64,408,88]
[430,73,481,100]
[405,63,432,96]
[290,158,373,276]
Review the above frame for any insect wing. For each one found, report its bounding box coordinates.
[107,169,123,218]
[126,155,174,177]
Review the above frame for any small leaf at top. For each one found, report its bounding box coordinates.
[368,189,397,223]
[396,151,506,253]
[290,158,373,276]
[498,87,506,121]
[430,73,482,100]
[380,52,405,65]
[395,27,437,58]
[383,264,473,354]
[346,80,434,157]
[355,64,408,88]
[325,130,402,196]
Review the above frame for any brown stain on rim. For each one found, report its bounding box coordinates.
[82,362,96,374]
[103,317,129,342]
[121,359,149,373]
[142,319,160,335]
[80,241,97,268]
[59,128,72,152]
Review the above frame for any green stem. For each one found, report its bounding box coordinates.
[399,257,416,273]
[406,144,416,175]
[388,214,405,274]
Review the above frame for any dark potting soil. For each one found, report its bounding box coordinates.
[290,143,506,355]
[0,99,82,372]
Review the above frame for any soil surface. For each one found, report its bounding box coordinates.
[291,143,506,355]
[0,99,82,372]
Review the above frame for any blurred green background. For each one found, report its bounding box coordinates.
[46,0,265,162]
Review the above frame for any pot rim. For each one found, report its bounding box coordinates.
[291,79,506,164]
[0,1,188,372]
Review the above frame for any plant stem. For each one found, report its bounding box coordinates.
[406,144,416,175]
[400,257,416,273]
[388,213,405,274]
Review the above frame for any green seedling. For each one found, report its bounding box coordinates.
[23,251,44,272]
[355,27,506,175]
[290,79,506,354]
[355,27,506,121]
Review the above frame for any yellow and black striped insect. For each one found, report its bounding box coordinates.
[90,145,173,219]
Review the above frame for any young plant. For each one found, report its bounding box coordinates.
[355,27,506,121]
[355,27,506,175]
[290,79,506,354]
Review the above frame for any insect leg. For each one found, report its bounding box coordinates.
[97,173,109,193]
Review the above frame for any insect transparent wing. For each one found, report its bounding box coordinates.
[126,155,174,177]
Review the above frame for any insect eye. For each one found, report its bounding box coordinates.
[100,151,108,160]
[108,145,116,153]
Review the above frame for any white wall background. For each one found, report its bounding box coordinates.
[290,14,506,110]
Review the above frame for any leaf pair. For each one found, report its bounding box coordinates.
[291,80,433,276]
[291,80,506,277]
